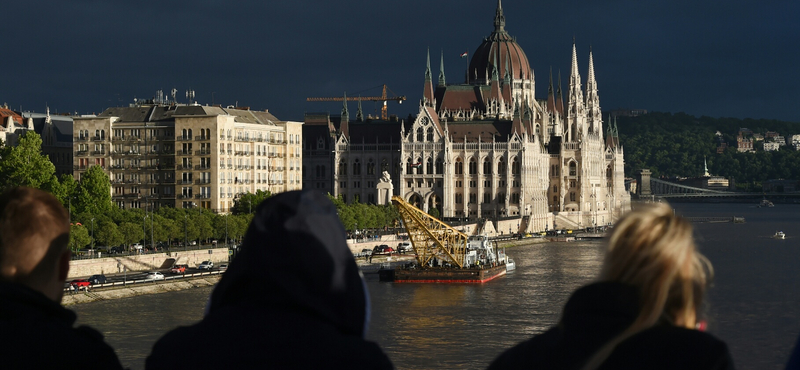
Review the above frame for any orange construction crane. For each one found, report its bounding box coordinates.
[306,84,406,120]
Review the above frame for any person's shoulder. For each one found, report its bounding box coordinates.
[487,328,563,370]
[607,326,734,370]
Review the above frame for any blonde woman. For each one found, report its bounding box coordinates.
[488,203,734,370]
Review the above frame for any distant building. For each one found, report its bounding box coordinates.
[0,105,30,146]
[23,109,74,176]
[737,133,754,152]
[763,179,798,192]
[73,98,302,212]
[752,133,764,141]
[764,142,781,152]
[791,134,800,150]
[765,131,779,139]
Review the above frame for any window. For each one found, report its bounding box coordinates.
[469,193,477,204]
[367,159,375,175]
[426,127,434,141]
[569,162,577,176]
[416,127,423,142]
[339,160,347,175]
[483,193,491,204]
[455,158,463,175]
[512,158,520,175]
[436,158,443,174]
[455,194,463,204]
[426,158,433,174]
[469,158,477,175]
[353,159,361,175]
[570,192,576,202]
[483,159,491,175]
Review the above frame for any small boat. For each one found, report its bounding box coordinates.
[759,199,775,208]
[774,231,786,239]
[505,258,516,272]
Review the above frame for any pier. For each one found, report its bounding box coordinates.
[684,216,745,223]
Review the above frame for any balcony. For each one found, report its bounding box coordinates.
[194,165,211,170]
[195,136,210,141]
[195,179,211,184]
[195,194,211,199]
[227,150,233,155]
[227,164,233,169]
[91,136,104,141]
[111,136,126,143]
[73,165,87,170]
[91,150,106,156]
[74,137,88,142]
[180,180,193,185]
[179,194,193,199]
[195,150,212,155]
[176,136,191,141]
[76,151,89,157]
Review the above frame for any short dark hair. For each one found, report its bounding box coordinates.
[0,187,70,280]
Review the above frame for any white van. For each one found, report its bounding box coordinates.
[397,242,413,254]
[131,243,143,251]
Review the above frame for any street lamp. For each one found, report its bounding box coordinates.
[90,218,95,254]
[143,215,147,251]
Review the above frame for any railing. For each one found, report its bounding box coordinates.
[195,150,212,155]
[176,136,191,141]
[76,151,89,156]
[74,137,88,142]
[195,179,211,184]
[178,150,191,155]
[91,136,104,141]
[91,150,106,155]
[195,136,210,141]
[194,165,211,170]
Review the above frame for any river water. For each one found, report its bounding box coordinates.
[73,203,800,369]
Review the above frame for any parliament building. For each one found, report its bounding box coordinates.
[303,0,630,232]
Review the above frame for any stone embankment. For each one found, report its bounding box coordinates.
[69,248,230,278]
[62,275,221,306]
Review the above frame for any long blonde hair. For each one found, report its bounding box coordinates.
[581,202,713,370]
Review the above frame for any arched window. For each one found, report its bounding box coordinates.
[339,160,347,175]
[455,158,463,175]
[100,130,105,140]
[469,158,477,175]
[426,158,433,174]
[436,158,444,174]
[353,159,361,175]
[426,127,434,141]
[188,129,193,139]
[95,130,100,139]
[569,162,577,176]
[512,157,520,175]
[483,158,491,175]
[182,129,187,139]
[455,193,463,204]
[367,159,375,175]
[498,158,506,174]
[406,158,413,175]
[416,128,424,142]
[415,158,422,174]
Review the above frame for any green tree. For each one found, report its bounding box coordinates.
[53,174,79,211]
[119,222,143,246]
[232,190,272,215]
[74,165,113,215]
[94,219,123,247]
[69,223,91,252]
[0,131,59,192]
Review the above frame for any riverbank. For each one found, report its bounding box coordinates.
[63,275,221,306]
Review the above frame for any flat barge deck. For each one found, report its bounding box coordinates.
[379,264,507,283]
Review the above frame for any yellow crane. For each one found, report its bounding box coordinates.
[306,84,406,120]
[392,196,468,268]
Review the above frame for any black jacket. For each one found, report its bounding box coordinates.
[488,282,734,370]
[0,282,123,370]
[146,190,393,369]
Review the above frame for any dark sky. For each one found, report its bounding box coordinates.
[3,0,799,122]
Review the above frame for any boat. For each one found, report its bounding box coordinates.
[505,258,516,272]
[379,235,510,283]
[759,199,775,208]
[774,231,786,239]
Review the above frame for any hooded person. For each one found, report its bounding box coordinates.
[146,190,393,369]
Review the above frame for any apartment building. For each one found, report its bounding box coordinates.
[73,101,302,213]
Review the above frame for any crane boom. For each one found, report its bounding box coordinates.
[306,84,406,120]
[392,196,468,268]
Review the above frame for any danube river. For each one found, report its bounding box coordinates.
[74,203,800,369]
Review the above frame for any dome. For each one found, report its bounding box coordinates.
[467,1,533,83]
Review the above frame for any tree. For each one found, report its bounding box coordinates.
[94,219,123,247]
[119,222,143,246]
[74,165,113,215]
[0,131,59,192]
[232,190,272,215]
[69,223,91,252]
[53,174,79,211]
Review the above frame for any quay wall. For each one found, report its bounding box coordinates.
[62,275,221,306]
[68,248,230,278]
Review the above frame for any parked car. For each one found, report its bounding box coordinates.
[110,246,125,254]
[397,242,413,253]
[373,245,395,255]
[170,264,188,274]
[144,272,165,281]
[218,264,228,272]
[88,274,107,285]
[131,243,143,251]
[360,248,373,256]
[198,261,214,270]
[70,279,91,288]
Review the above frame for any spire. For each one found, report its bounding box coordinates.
[546,67,556,113]
[423,49,435,107]
[340,92,350,138]
[587,48,596,88]
[425,48,432,82]
[438,50,446,86]
[493,0,506,32]
[703,156,710,177]
[356,96,364,122]
[556,70,564,115]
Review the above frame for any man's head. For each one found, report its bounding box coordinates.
[0,187,71,302]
